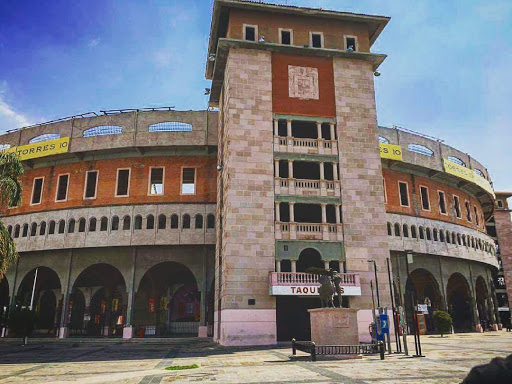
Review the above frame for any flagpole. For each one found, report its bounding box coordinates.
[29,268,38,310]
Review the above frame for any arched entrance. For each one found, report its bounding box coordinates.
[133,262,200,337]
[69,264,127,337]
[277,248,324,342]
[475,277,491,330]
[405,268,442,334]
[446,273,473,333]
[16,267,61,337]
[0,278,9,328]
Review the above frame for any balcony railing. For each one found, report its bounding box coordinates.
[274,136,338,155]
[275,222,343,241]
[269,272,361,296]
[275,178,340,197]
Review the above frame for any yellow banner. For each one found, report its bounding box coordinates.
[443,158,494,197]
[379,143,403,161]
[4,137,70,161]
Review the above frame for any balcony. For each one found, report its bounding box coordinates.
[275,222,343,241]
[275,178,340,197]
[269,272,361,296]
[274,136,338,155]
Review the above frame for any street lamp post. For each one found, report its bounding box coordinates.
[405,251,425,358]
[368,260,380,307]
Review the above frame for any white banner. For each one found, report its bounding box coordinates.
[269,285,361,296]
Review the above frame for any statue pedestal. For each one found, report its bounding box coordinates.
[308,308,359,345]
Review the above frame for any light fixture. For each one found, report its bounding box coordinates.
[216,164,222,171]
[208,54,216,62]
[374,71,381,77]
[258,36,265,43]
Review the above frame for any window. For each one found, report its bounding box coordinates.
[40,221,46,236]
[83,125,123,137]
[207,214,215,229]
[310,32,323,48]
[78,218,86,233]
[89,217,97,232]
[446,231,451,243]
[433,229,438,241]
[67,219,75,234]
[149,121,192,132]
[170,214,178,229]
[497,200,504,208]
[408,144,434,157]
[111,216,119,231]
[116,169,131,197]
[7,225,12,236]
[398,181,410,207]
[123,216,131,230]
[411,225,417,238]
[149,167,164,195]
[84,171,98,199]
[448,156,466,167]
[158,214,166,230]
[49,221,56,235]
[394,223,400,237]
[403,224,409,238]
[243,24,257,41]
[387,222,392,236]
[181,168,196,194]
[100,217,108,231]
[55,174,69,202]
[31,177,44,205]
[14,225,20,238]
[182,214,191,229]
[420,186,430,211]
[439,230,445,242]
[438,191,447,214]
[58,220,65,234]
[30,222,37,237]
[426,228,432,240]
[134,215,142,230]
[147,215,155,230]
[474,168,485,178]
[22,224,28,237]
[279,28,292,45]
[195,214,203,229]
[29,133,60,144]
[419,226,425,239]
[474,206,479,225]
[465,201,472,222]
[378,136,390,144]
[344,36,357,51]
[454,196,462,218]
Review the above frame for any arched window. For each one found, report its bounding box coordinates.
[158,214,166,230]
[170,214,178,229]
[471,237,475,249]
[402,224,409,238]
[67,219,75,234]
[111,216,119,231]
[446,231,451,243]
[411,225,417,239]
[419,226,425,240]
[448,156,466,167]
[474,168,485,178]
[83,125,123,137]
[408,144,434,157]
[207,214,215,229]
[48,221,56,235]
[123,216,131,230]
[433,228,438,241]
[7,225,12,236]
[387,222,392,236]
[14,224,20,238]
[452,232,457,244]
[58,220,65,234]
[379,136,390,144]
[29,133,60,143]
[78,218,86,233]
[100,217,108,231]
[149,121,192,132]
[30,222,37,237]
[462,234,467,246]
[457,234,462,245]
[426,228,432,240]
[89,217,97,232]
[182,214,191,229]
[147,214,155,230]
[440,230,445,242]
[394,223,401,237]
[195,214,203,229]
[134,215,142,230]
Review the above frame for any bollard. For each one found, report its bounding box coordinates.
[292,338,296,355]
[311,342,317,362]
[379,342,385,360]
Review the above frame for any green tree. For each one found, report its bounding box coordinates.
[0,152,24,279]
[434,310,453,337]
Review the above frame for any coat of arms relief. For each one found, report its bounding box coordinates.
[288,65,319,100]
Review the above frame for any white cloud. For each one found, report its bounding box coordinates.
[0,83,35,133]
[88,38,101,48]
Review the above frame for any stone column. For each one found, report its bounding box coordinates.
[286,120,293,148]
[335,204,341,224]
[288,160,293,179]
[319,162,324,180]
[324,261,330,270]
[275,202,281,222]
[321,204,327,223]
[274,159,280,178]
[275,260,281,273]
[273,119,278,136]
[58,250,73,339]
[291,260,297,273]
[289,202,296,240]
[316,122,322,139]
[123,249,137,339]
[332,163,338,181]
[329,123,335,140]
[289,203,295,223]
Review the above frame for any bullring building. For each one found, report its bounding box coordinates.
[0,0,509,345]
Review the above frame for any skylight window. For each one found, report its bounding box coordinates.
[149,121,192,132]
[29,133,60,144]
[448,156,466,167]
[378,136,390,144]
[474,168,485,178]
[83,125,123,137]
[408,144,434,157]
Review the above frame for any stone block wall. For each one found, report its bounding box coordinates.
[494,210,512,312]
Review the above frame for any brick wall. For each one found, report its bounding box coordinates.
[2,156,217,216]
[383,168,487,233]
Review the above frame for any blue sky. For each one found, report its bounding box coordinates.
[0,0,511,191]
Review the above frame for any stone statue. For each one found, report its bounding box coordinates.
[307,267,344,308]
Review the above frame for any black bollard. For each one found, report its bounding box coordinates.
[379,342,385,360]
[311,342,317,362]
[292,338,296,355]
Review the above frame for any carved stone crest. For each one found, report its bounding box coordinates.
[288,65,319,100]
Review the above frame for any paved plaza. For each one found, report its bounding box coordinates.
[0,332,510,383]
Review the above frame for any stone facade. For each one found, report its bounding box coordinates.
[494,210,512,312]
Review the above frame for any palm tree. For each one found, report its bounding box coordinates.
[0,152,24,279]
